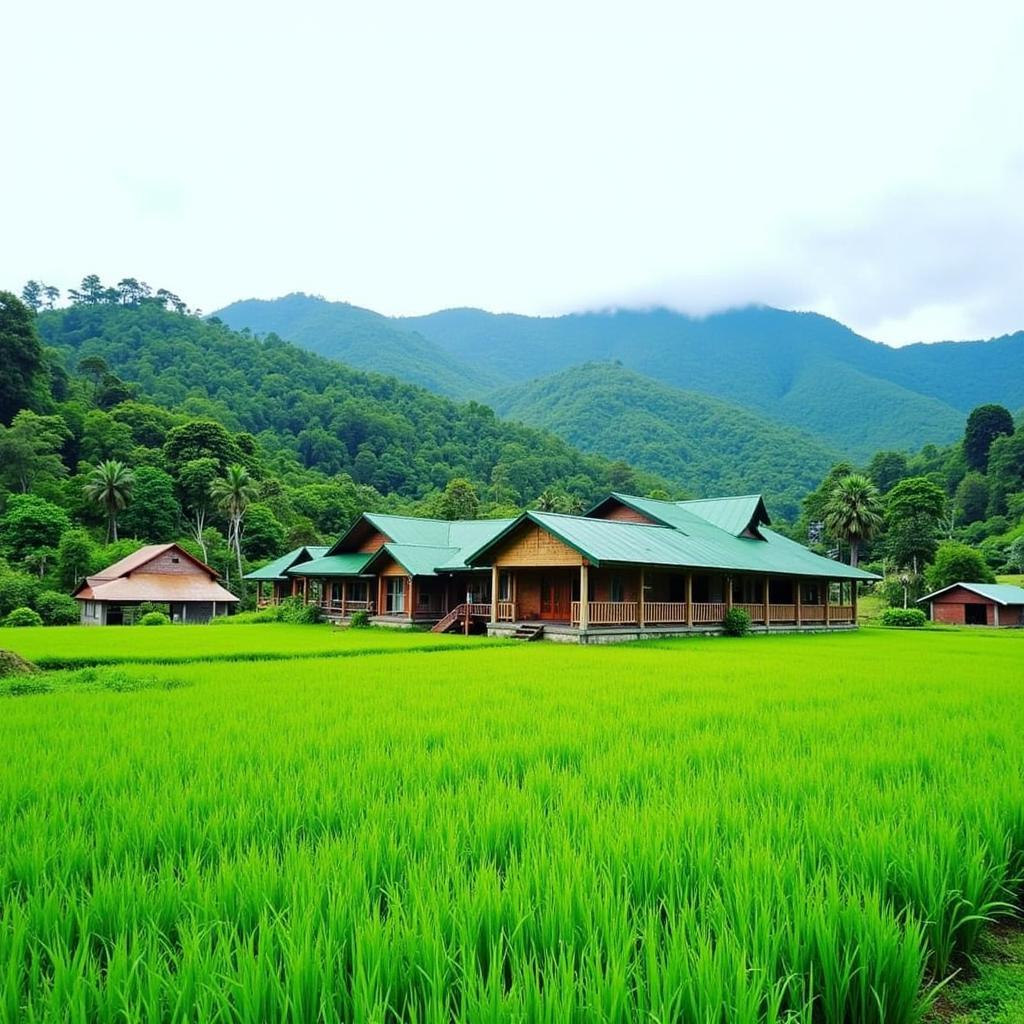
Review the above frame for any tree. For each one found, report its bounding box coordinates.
[0,494,71,564]
[867,450,909,493]
[822,473,883,567]
[964,404,1014,471]
[68,274,107,305]
[0,291,45,424]
[925,540,996,591]
[954,472,989,525]
[0,411,69,492]
[176,457,220,560]
[118,466,180,540]
[240,503,286,561]
[1004,536,1024,574]
[437,478,480,520]
[163,420,241,478]
[884,476,947,573]
[57,527,98,590]
[986,429,1024,517]
[21,280,42,312]
[83,460,135,541]
[211,463,257,592]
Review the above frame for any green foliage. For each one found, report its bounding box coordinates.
[118,466,180,541]
[867,450,910,493]
[955,471,990,525]
[34,591,80,625]
[82,459,134,542]
[823,473,883,566]
[874,574,924,610]
[1004,536,1024,573]
[722,607,752,636]
[0,563,40,617]
[0,494,71,564]
[434,477,480,520]
[884,476,947,572]
[278,595,321,624]
[964,404,1014,471]
[880,607,927,627]
[0,410,70,493]
[348,609,371,628]
[240,502,285,561]
[985,428,1024,517]
[0,291,46,425]
[138,611,171,626]
[925,541,996,592]
[3,606,43,627]
[210,607,283,625]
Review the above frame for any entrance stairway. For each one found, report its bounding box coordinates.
[512,623,544,641]
[431,605,468,634]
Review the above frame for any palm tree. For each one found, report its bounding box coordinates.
[83,460,134,542]
[823,473,883,568]
[211,463,257,593]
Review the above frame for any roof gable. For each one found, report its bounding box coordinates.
[244,545,329,581]
[80,543,220,588]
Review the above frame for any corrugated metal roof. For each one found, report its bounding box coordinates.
[465,508,878,580]
[677,495,770,535]
[287,552,374,577]
[244,546,329,581]
[919,582,1024,605]
[76,574,239,603]
[88,543,178,580]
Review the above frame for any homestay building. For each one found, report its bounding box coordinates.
[74,543,238,625]
[919,582,1024,626]
[247,493,877,642]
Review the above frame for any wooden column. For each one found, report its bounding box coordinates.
[341,579,348,617]
[491,565,499,623]
[407,577,414,621]
[302,577,308,604]
[764,575,771,626]
[256,581,262,606]
[639,568,646,628]
[579,563,590,631]
[726,576,733,612]
[823,579,830,626]
[795,577,802,626]
[851,581,858,624]
[377,576,384,616]
[685,572,693,626]
[994,603,1001,627]
[291,576,299,597]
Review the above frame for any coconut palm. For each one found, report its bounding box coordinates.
[83,460,134,542]
[211,463,257,592]
[823,473,883,568]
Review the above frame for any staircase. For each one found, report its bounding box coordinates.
[431,605,468,634]
[512,623,544,641]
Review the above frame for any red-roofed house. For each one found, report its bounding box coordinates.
[73,543,239,625]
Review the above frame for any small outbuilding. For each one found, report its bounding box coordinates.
[73,543,239,625]
[918,582,1024,627]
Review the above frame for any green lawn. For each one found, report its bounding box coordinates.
[0,621,505,668]
[2,627,1023,1022]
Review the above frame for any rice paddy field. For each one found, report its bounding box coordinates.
[2,625,1023,1023]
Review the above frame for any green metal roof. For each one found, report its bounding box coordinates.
[287,552,374,577]
[919,582,1024,605]
[243,546,329,581]
[465,506,879,581]
[677,495,770,535]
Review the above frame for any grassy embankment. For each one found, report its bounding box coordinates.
[1,626,1023,1022]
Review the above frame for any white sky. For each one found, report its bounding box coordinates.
[5,1,1024,344]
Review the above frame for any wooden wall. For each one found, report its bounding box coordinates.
[594,502,656,524]
[142,550,211,577]
[492,524,582,567]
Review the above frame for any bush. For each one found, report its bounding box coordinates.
[3,607,43,628]
[881,607,927,628]
[34,590,80,626]
[348,609,371,628]
[874,574,922,609]
[138,611,171,626]
[278,596,321,624]
[210,607,282,625]
[722,607,752,636]
[925,541,995,592]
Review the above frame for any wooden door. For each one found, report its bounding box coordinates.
[539,574,572,620]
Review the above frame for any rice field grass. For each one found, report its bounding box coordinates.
[2,628,1023,1022]
[0,622,504,669]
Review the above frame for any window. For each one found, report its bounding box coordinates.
[499,571,512,601]
[171,556,180,564]
[386,577,405,613]
[610,575,624,602]
[350,580,367,603]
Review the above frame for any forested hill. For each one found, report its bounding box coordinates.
[489,363,840,519]
[34,301,662,509]
[216,294,497,398]
[219,294,1024,460]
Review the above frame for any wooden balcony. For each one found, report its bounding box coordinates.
[317,599,374,616]
[563,600,850,628]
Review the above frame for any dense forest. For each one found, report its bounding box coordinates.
[222,295,1024,459]
[0,278,667,623]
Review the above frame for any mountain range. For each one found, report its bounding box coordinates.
[215,294,1024,514]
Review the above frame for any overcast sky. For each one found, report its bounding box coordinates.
[5,1,1023,344]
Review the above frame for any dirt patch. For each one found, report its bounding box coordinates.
[0,650,39,677]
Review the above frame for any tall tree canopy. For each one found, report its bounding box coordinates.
[963,404,1014,471]
[0,291,45,425]
[822,473,882,567]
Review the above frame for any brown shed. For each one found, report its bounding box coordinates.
[73,543,238,625]
[918,582,1024,627]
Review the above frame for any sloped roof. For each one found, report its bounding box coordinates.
[677,495,770,536]
[364,543,460,577]
[918,582,1024,605]
[464,508,878,580]
[287,552,374,577]
[244,546,329,581]
[77,573,238,604]
[73,543,228,599]
[87,543,194,580]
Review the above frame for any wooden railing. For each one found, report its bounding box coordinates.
[733,602,765,623]
[571,601,639,625]
[431,603,496,634]
[692,602,727,624]
[644,602,687,623]
[800,605,825,622]
[496,602,516,621]
[769,604,797,621]
[829,605,854,622]
[318,599,373,615]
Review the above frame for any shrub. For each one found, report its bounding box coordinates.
[925,541,995,592]
[722,607,751,636]
[138,611,171,626]
[881,607,927,628]
[278,596,321,625]
[210,607,282,625]
[3,607,43,628]
[348,610,371,628]
[34,590,80,626]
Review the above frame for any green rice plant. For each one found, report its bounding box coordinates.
[1,629,1023,1021]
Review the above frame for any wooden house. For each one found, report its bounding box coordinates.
[244,545,328,607]
[919,582,1024,626]
[247,492,878,642]
[73,543,238,625]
